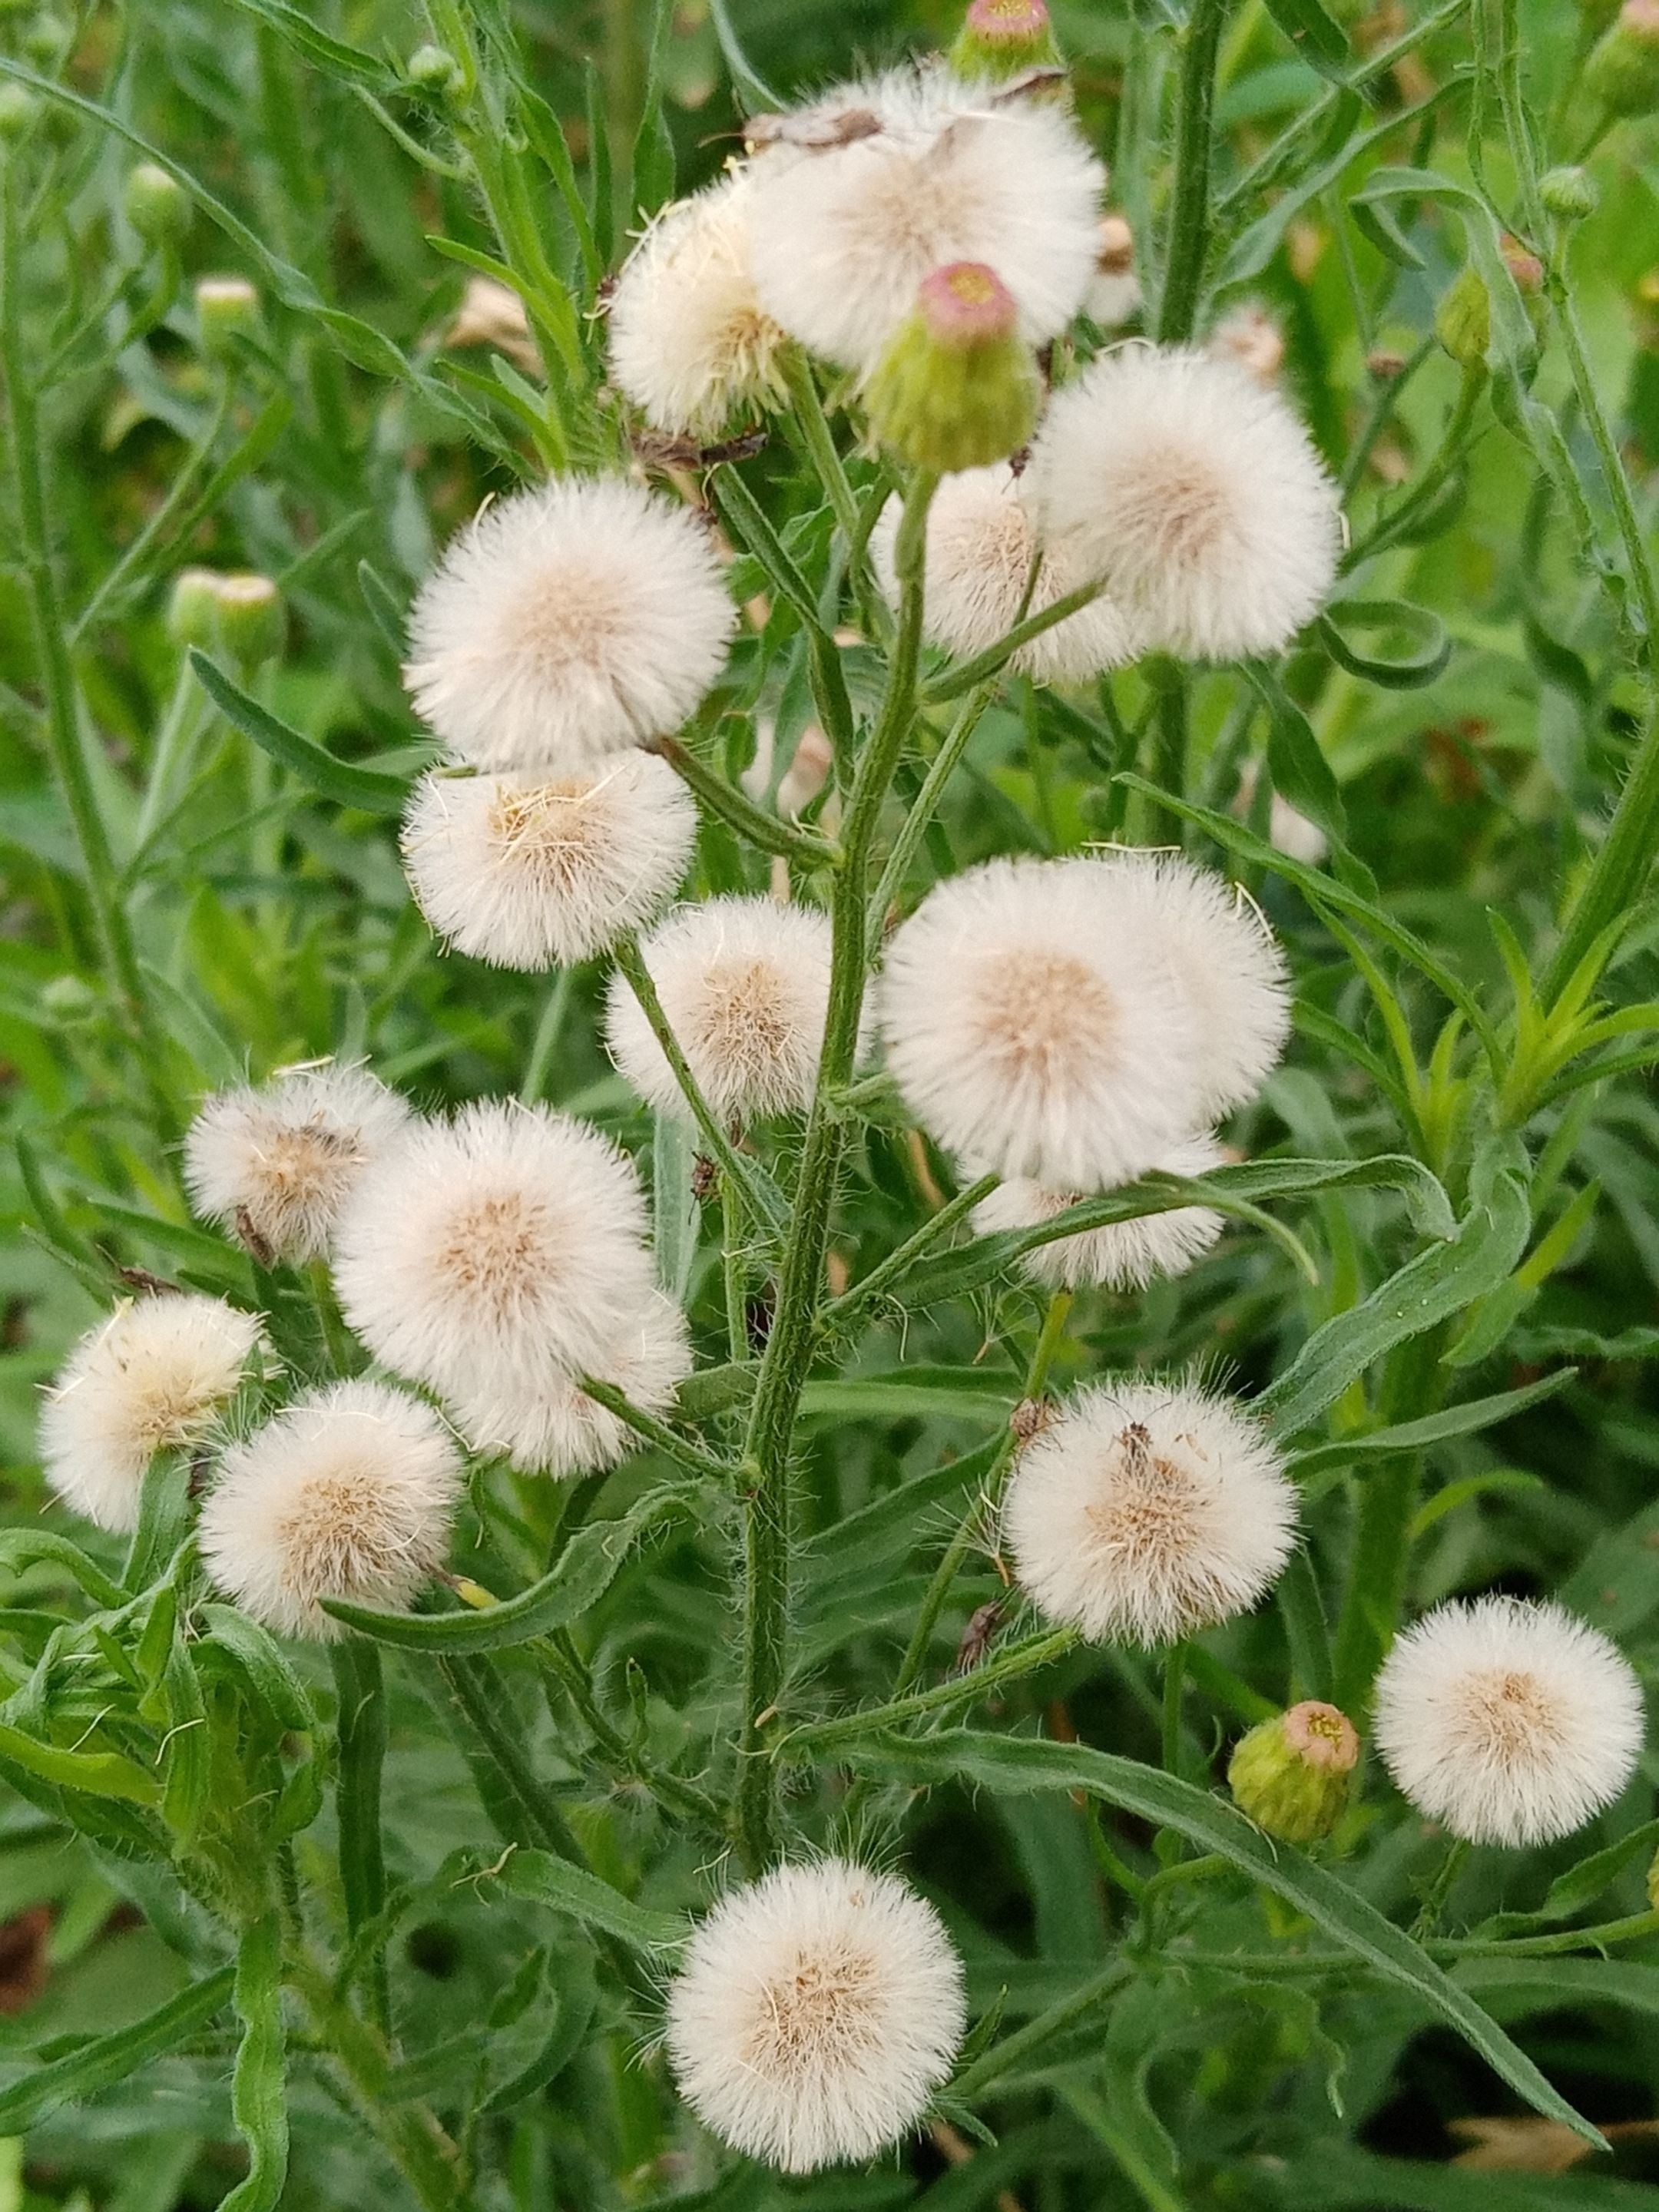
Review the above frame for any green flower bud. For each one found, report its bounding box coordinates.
[1228,1700,1359,1845]
[22,11,68,64]
[167,567,224,652]
[0,82,39,143]
[213,573,286,669]
[1587,0,1659,114]
[948,0,1062,81]
[864,260,1040,475]
[1540,164,1598,220]
[124,161,190,249]
[195,275,262,365]
[1435,264,1490,369]
[406,42,463,97]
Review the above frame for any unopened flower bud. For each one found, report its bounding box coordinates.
[1435,265,1490,369]
[167,568,224,652]
[1500,234,1545,293]
[1228,1700,1359,1844]
[1587,0,1659,114]
[1541,164,1598,220]
[406,42,463,98]
[22,12,68,65]
[865,260,1039,474]
[213,573,286,669]
[0,83,39,144]
[949,0,1061,79]
[1366,347,1408,379]
[195,275,261,365]
[124,161,190,249]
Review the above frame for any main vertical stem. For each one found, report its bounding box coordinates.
[1157,0,1231,343]
[734,472,937,1870]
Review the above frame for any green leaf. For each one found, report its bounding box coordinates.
[323,1485,700,1651]
[841,1730,1602,2147]
[0,1528,125,1611]
[220,1913,288,2212]
[1260,0,1351,78]
[1248,663,1349,850]
[1290,1371,1576,1486]
[0,1719,162,1806]
[800,1369,1018,1425]
[653,1113,700,1303]
[1320,599,1452,690]
[197,1607,315,1736]
[331,1638,388,1981]
[493,1846,688,1952]
[1271,2142,1637,2209]
[0,1964,236,2131]
[1255,1142,1532,1438]
[190,652,411,815]
[356,560,408,659]
[707,0,783,109]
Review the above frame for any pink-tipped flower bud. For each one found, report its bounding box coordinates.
[949,0,1063,79]
[864,261,1040,474]
[1228,1700,1360,1845]
[1587,0,1659,114]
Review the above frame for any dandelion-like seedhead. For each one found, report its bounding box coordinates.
[184,1062,412,1264]
[404,477,734,774]
[1003,1379,1296,1645]
[664,1857,966,2173]
[606,895,843,1124]
[745,68,1104,373]
[41,1296,264,1533]
[608,171,792,439]
[1029,346,1341,661]
[331,1099,657,1405]
[400,753,697,971]
[1100,853,1291,1120]
[447,1287,690,1477]
[199,1379,463,1640]
[1373,1596,1645,1846]
[972,1131,1227,1291]
[878,856,1205,1190]
[871,465,1141,681]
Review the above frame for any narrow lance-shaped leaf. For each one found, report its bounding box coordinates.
[220,1912,288,2212]
[0,1964,237,2132]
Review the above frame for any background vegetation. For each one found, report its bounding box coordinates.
[4,0,1659,2205]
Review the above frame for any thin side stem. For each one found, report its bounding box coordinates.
[866,687,995,952]
[574,1376,732,1483]
[652,732,838,865]
[733,469,939,1870]
[783,1626,1081,1755]
[819,1172,1000,1336]
[1157,0,1232,342]
[952,1964,1133,2101]
[521,967,574,1104]
[783,346,861,548]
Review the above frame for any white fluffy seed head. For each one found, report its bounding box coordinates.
[1028,346,1341,661]
[665,1857,967,2173]
[184,1062,412,1263]
[41,1297,264,1532]
[972,1131,1227,1290]
[1098,853,1291,1121]
[331,1100,657,1406]
[878,857,1206,1190]
[870,466,1141,682]
[198,1379,463,1640]
[745,69,1104,373]
[606,895,840,1123]
[608,171,791,438]
[1373,1596,1645,1847]
[446,1287,691,1477]
[404,478,735,773]
[400,753,697,971]
[1003,1379,1296,1646]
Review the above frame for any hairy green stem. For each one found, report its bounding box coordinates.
[783,1627,1080,1755]
[953,1963,1133,2101]
[573,1376,732,1482]
[535,1631,723,1827]
[783,346,861,548]
[866,688,995,949]
[733,470,938,1869]
[1157,0,1231,342]
[330,1637,389,2035]
[819,1172,1000,1335]
[652,732,837,865]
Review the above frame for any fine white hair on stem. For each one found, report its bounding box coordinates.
[744,68,1104,373]
[605,895,846,1123]
[869,465,1141,682]
[400,753,697,971]
[404,477,735,773]
[198,1379,463,1640]
[877,856,1205,1190]
[1372,1596,1645,1847]
[664,1856,967,2173]
[608,170,791,439]
[184,1061,412,1264]
[40,1296,264,1533]
[1028,346,1341,661]
[331,1099,658,1406]
[446,1287,691,1477]
[1094,851,1292,1120]
[1002,1378,1296,1646]
[972,1131,1227,1290]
